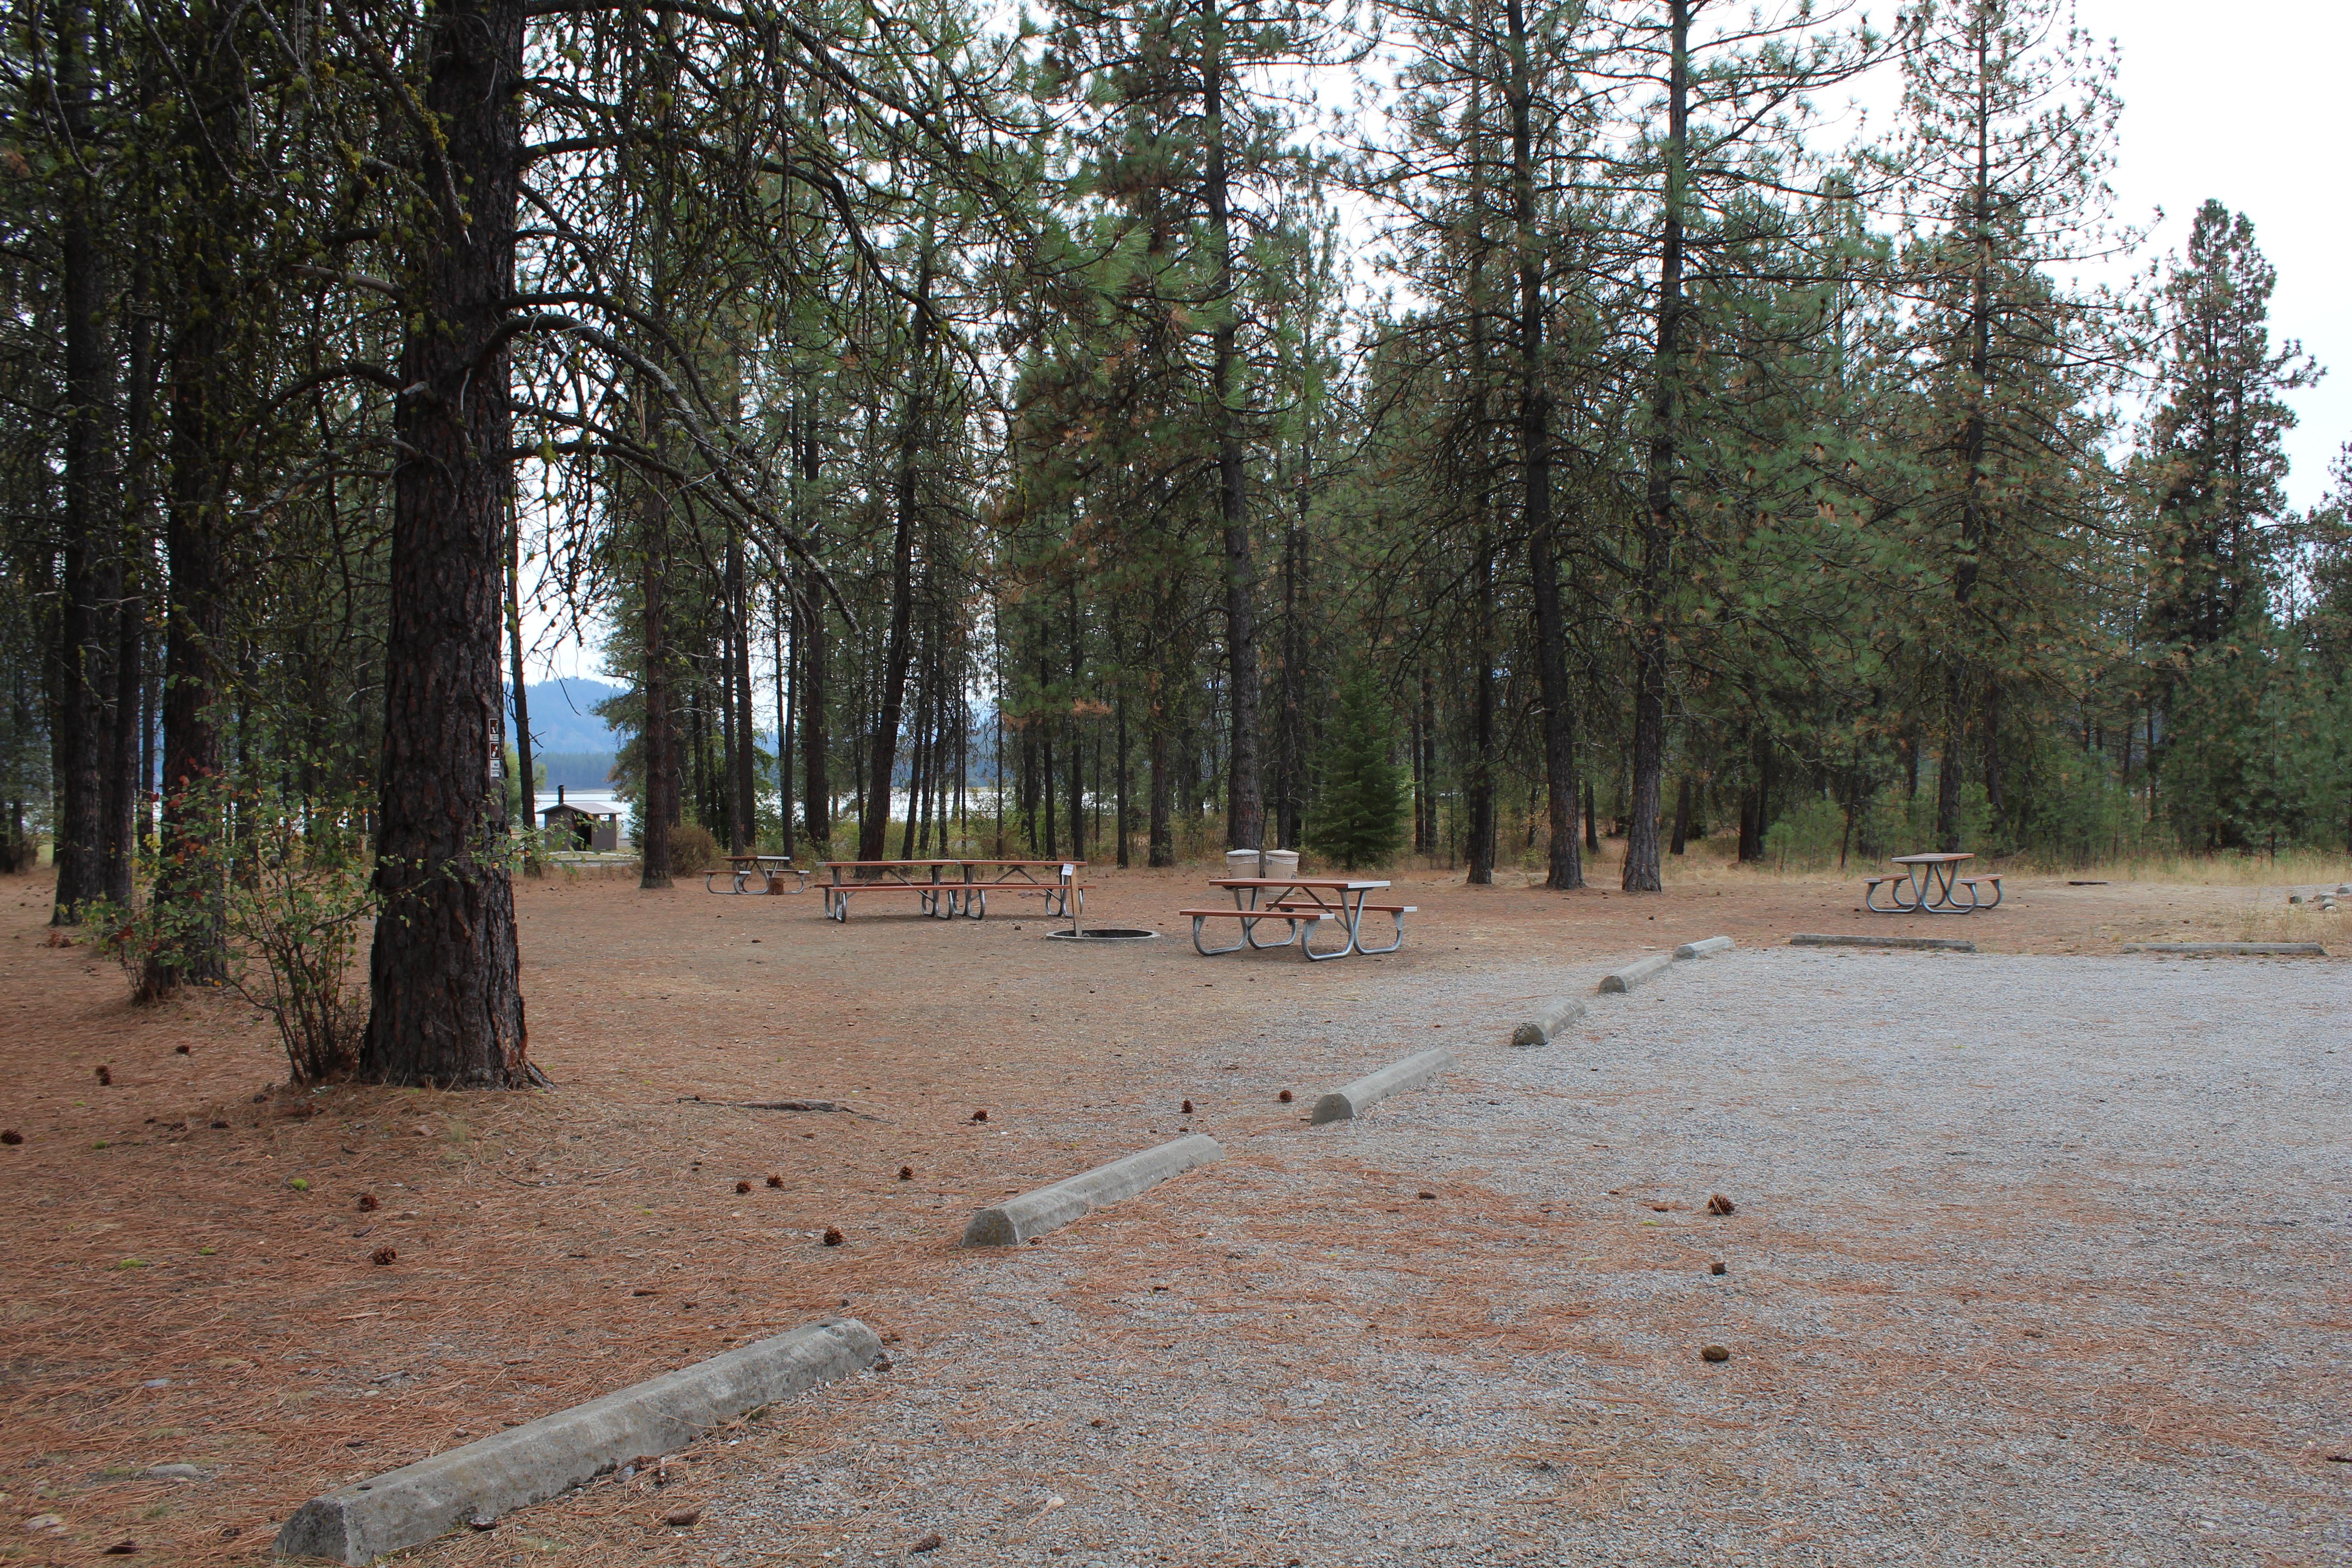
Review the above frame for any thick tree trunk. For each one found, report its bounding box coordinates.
[858,260,931,862]
[143,14,241,994]
[360,0,528,1087]
[1504,0,1582,892]
[1622,0,1689,894]
[51,0,114,924]
[1200,2,1262,853]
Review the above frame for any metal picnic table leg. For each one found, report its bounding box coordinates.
[1192,911,1247,956]
[1240,887,1299,950]
[1299,891,1355,960]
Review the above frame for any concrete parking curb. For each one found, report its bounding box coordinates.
[1674,936,1735,960]
[272,1317,884,1564]
[960,1134,1225,1246]
[1790,933,1976,953]
[1310,1047,1458,1125]
[1598,953,1673,993]
[1509,998,1587,1048]
[2119,941,2328,956]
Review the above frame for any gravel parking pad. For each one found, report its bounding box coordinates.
[680,950,2347,1568]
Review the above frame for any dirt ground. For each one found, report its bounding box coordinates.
[0,853,2343,1565]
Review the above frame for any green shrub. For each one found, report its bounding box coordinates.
[1762,796,1846,872]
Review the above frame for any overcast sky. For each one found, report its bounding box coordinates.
[1840,0,2348,509]
[520,0,2351,685]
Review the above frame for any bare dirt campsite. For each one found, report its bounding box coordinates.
[3,858,2347,1566]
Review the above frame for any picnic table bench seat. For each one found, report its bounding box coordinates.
[1274,898,1416,955]
[1178,903,1352,961]
[705,856,813,895]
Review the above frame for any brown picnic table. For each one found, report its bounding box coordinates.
[705,854,814,896]
[1180,877,1413,961]
[820,859,1087,924]
[1864,852,2003,913]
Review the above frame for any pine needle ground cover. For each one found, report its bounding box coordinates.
[0,862,2344,1562]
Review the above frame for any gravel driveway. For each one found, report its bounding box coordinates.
[666,949,2352,1567]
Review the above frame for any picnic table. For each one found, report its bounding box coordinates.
[1180,876,1414,961]
[705,854,814,895]
[819,860,1086,924]
[1864,853,2003,913]
[945,860,1086,921]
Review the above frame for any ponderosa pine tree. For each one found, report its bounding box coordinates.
[2143,201,2319,650]
[1880,0,2130,853]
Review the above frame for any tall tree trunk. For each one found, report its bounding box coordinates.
[1670,774,1691,856]
[1115,681,1131,868]
[106,259,157,904]
[728,529,756,851]
[858,255,931,862]
[51,0,115,924]
[1941,14,1994,854]
[1418,665,1436,853]
[144,6,242,994]
[1504,0,1582,892]
[506,495,538,875]
[1200,0,1262,853]
[1622,0,1688,893]
[776,588,794,858]
[638,460,676,887]
[1467,528,1497,886]
[802,594,828,850]
[361,0,529,1086]
[1147,695,1174,867]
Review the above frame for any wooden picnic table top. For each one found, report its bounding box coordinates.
[821,859,965,868]
[1209,877,1390,890]
[727,853,799,865]
[1891,853,1973,865]
[959,858,1086,867]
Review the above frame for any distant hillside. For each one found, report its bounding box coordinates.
[514,678,624,754]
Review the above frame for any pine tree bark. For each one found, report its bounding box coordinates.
[143,5,242,995]
[50,0,115,925]
[638,476,675,887]
[1622,0,1689,893]
[1200,0,1262,853]
[506,497,538,875]
[106,259,157,906]
[1467,528,1497,885]
[858,252,932,862]
[797,411,829,850]
[360,0,528,1087]
[776,589,795,858]
[1504,0,1582,892]
[728,529,756,851]
[1939,19,1995,854]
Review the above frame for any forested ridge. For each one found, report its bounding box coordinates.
[3,0,2347,1084]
